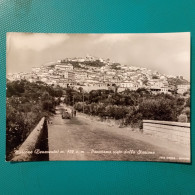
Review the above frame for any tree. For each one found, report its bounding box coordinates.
[6,80,25,97]
[182,107,190,122]
[78,87,83,93]
[139,98,177,121]
[152,75,159,79]
[54,89,63,97]
[185,97,190,107]
[176,97,185,106]
[136,88,150,97]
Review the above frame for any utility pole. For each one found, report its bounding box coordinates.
[83,92,84,113]
[72,94,75,118]
[73,95,74,107]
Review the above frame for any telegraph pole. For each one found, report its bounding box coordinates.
[73,95,74,107]
[83,92,84,113]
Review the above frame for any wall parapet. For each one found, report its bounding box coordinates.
[11,117,47,161]
[143,120,190,145]
[143,120,190,128]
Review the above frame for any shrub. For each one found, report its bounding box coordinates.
[178,114,188,123]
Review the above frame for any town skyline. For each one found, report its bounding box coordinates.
[6,32,190,80]
[7,55,190,82]
[7,55,190,96]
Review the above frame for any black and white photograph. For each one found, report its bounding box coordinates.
[6,32,191,162]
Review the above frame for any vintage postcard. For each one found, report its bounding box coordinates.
[6,32,191,162]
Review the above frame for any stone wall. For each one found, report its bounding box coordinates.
[143,120,190,145]
[12,117,48,161]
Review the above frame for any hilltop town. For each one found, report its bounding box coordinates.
[7,55,190,95]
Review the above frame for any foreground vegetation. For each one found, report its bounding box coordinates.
[64,87,190,128]
[6,80,63,160]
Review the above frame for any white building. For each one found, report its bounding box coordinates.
[119,82,138,90]
[32,67,41,73]
[177,84,190,94]
[63,71,75,83]
[55,64,73,71]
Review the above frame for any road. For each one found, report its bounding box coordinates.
[48,105,190,162]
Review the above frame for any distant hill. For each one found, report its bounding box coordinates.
[44,57,189,84]
[68,60,105,69]
[167,78,190,86]
[110,63,121,70]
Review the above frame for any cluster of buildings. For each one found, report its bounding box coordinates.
[7,55,190,95]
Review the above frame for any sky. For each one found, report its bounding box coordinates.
[6,32,191,80]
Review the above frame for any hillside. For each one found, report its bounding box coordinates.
[66,60,105,69]
[44,57,190,87]
[167,78,190,86]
